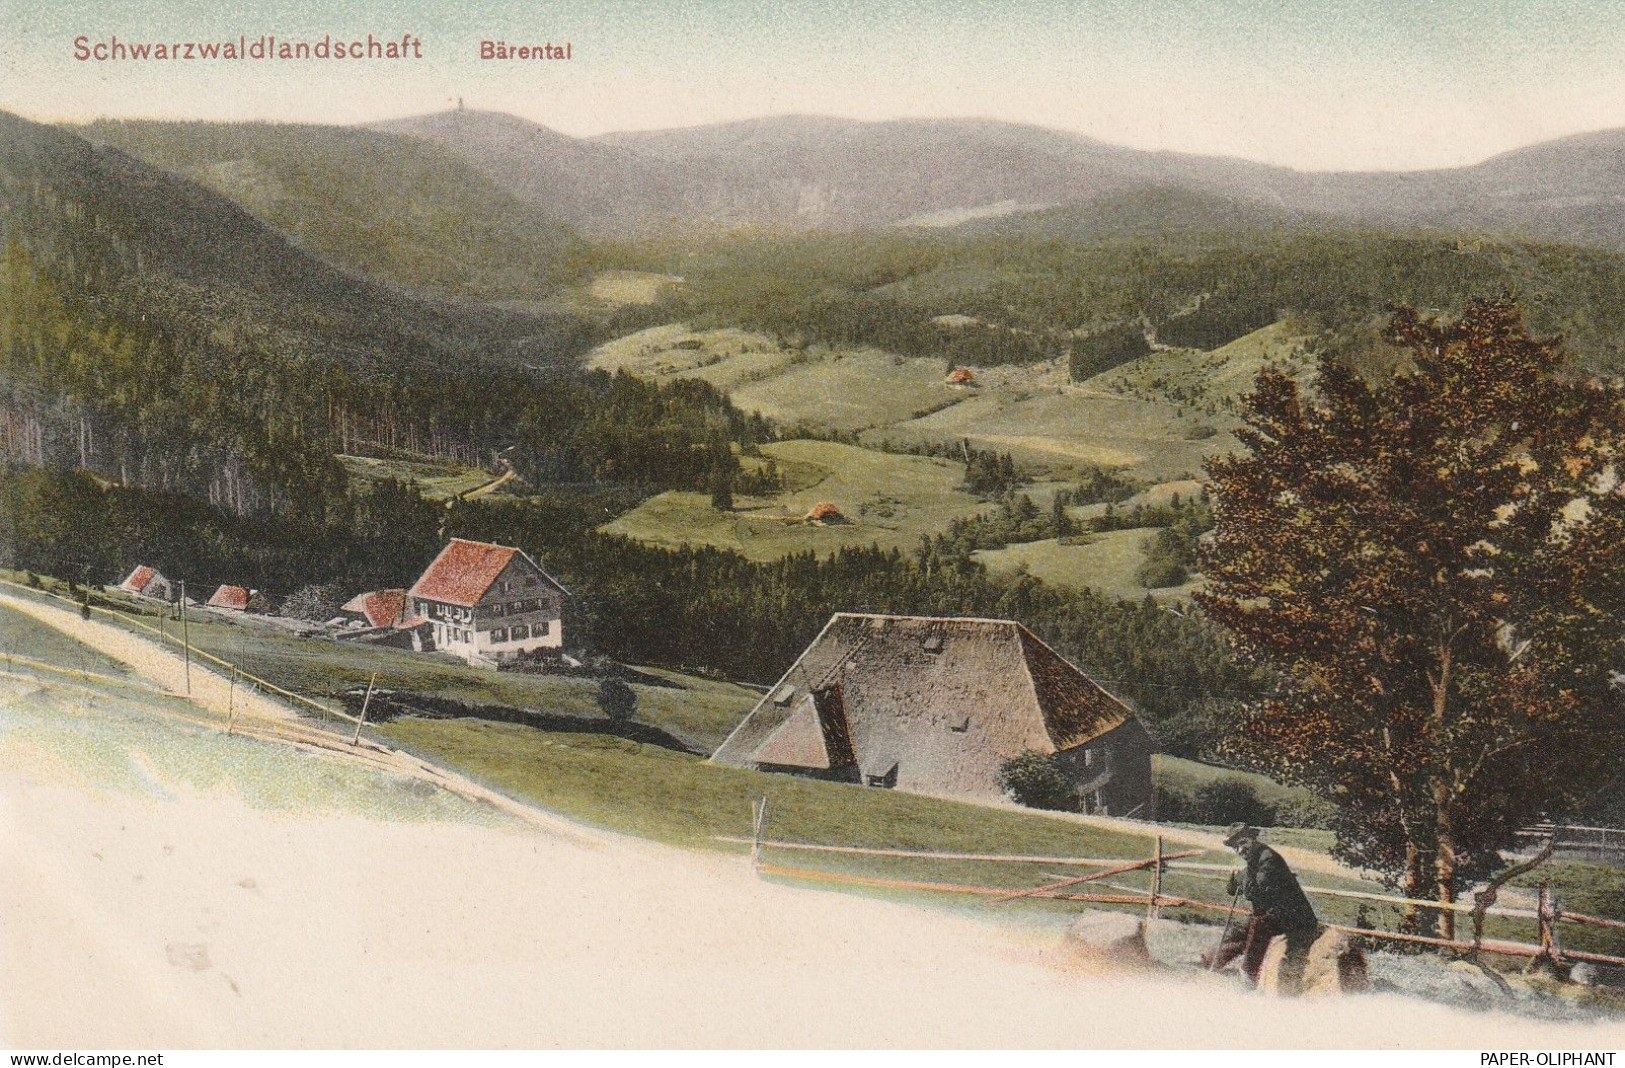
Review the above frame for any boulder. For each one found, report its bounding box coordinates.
[1443,960,1511,1009]
[1300,928,1369,998]
[1143,916,1215,968]
[1064,910,1151,967]
[1570,962,1602,988]
[1256,935,1293,996]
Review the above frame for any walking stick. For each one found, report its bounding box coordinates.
[1209,884,1243,972]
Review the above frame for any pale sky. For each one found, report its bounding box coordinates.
[6,0,1625,171]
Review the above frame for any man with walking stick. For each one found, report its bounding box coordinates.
[1203,824,1319,988]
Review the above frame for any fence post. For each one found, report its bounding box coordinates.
[1149,835,1164,919]
[179,581,192,698]
[352,672,377,746]
[751,796,770,869]
[1532,882,1566,975]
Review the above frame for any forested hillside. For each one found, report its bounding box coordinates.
[0,111,751,520]
[612,223,1625,377]
[81,119,589,302]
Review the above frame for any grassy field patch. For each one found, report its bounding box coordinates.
[1090,321,1313,411]
[887,386,1234,482]
[586,324,802,392]
[602,439,991,560]
[339,454,497,500]
[974,530,1200,601]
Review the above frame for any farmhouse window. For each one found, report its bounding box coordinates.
[535,621,549,635]
[493,627,509,643]
[512,624,529,640]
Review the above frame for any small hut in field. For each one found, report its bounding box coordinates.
[804,502,848,524]
[946,367,976,386]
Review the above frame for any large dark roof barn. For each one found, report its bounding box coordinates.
[711,613,1154,813]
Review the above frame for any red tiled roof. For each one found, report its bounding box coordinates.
[407,539,517,608]
[207,585,252,611]
[341,589,407,629]
[120,565,156,593]
[946,368,975,384]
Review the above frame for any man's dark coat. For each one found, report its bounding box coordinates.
[1231,839,1318,933]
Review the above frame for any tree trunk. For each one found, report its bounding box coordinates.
[1435,780,1457,943]
[1400,840,1426,934]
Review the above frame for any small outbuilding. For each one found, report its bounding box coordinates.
[804,502,847,524]
[340,589,408,630]
[946,368,976,386]
[710,613,1155,814]
[337,588,431,650]
[206,585,269,613]
[117,565,175,602]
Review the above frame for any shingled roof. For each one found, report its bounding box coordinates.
[711,613,1139,800]
[341,589,408,629]
[118,565,158,595]
[408,538,567,608]
[206,585,256,611]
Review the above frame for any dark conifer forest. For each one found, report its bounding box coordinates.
[15,107,1625,763]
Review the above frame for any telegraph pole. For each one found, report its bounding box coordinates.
[179,580,192,697]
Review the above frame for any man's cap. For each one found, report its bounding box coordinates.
[1223,823,1261,847]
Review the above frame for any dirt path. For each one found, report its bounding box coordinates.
[0,587,605,845]
[0,587,304,724]
[4,587,1623,1046]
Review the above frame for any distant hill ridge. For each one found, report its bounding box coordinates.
[367,108,1625,250]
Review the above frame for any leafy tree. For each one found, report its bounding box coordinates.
[1191,779,1274,827]
[997,750,1077,811]
[1134,549,1188,590]
[1198,299,1625,935]
[597,677,639,723]
[281,583,349,621]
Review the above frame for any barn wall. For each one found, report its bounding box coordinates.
[1055,718,1155,818]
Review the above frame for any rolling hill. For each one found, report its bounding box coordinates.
[371,107,1625,254]
[0,110,680,516]
[370,109,685,237]
[376,109,1312,235]
[78,118,588,303]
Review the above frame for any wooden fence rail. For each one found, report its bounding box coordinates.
[715,835,1542,920]
[731,818,1625,970]
[0,577,359,726]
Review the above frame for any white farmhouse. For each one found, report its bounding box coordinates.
[407,538,568,665]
